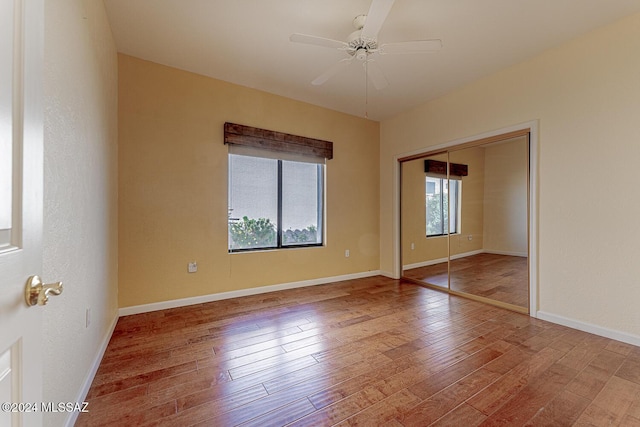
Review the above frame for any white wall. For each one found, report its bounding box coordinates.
[482,137,528,256]
[381,13,640,341]
[43,1,118,426]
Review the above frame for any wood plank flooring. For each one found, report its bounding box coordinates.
[404,254,529,308]
[76,276,640,426]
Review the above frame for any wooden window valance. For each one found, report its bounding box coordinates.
[224,122,333,160]
[424,159,468,177]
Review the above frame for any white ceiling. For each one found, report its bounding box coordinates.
[103,0,640,121]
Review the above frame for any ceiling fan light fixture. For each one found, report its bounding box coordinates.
[355,48,368,61]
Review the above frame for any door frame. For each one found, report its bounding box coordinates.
[0,0,45,425]
[392,120,539,316]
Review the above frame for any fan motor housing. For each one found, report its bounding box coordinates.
[347,14,378,55]
[347,30,378,54]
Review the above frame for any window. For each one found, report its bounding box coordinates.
[224,122,331,252]
[228,154,324,251]
[426,177,461,236]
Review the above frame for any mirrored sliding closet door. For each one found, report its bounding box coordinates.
[401,135,530,313]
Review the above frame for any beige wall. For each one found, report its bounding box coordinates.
[483,137,528,256]
[450,146,486,256]
[43,0,118,425]
[381,13,640,337]
[118,55,380,308]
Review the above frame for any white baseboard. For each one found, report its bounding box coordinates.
[403,249,485,270]
[536,311,640,347]
[403,256,448,271]
[380,270,400,279]
[484,249,528,257]
[119,270,382,316]
[451,249,486,261]
[66,311,119,427]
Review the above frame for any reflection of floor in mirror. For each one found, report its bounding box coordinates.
[403,253,528,308]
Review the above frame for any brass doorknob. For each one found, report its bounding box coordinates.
[25,275,63,306]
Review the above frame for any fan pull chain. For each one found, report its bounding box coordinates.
[365,58,369,119]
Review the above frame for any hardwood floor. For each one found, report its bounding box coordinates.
[77,276,640,426]
[403,254,529,308]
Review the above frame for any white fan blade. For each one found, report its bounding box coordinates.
[312,58,354,86]
[379,39,443,54]
[360,0,395,41]
[366,60,389,90]
[290,33,348,50]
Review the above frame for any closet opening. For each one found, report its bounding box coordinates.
[399,129,532,314]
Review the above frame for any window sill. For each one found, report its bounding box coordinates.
[426,232,459,239]
[228,244,324,254]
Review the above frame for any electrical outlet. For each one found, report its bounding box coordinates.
[345,249,350,258]
[411,243,415,250]
[468,235,473,241]
[85,308,91,328]
[188,262,198,273]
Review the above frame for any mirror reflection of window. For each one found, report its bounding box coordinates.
[426,177,461,237]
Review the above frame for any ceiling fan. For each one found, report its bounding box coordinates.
[290,0,442,90]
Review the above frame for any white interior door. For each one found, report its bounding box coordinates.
[0,0,45,425]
